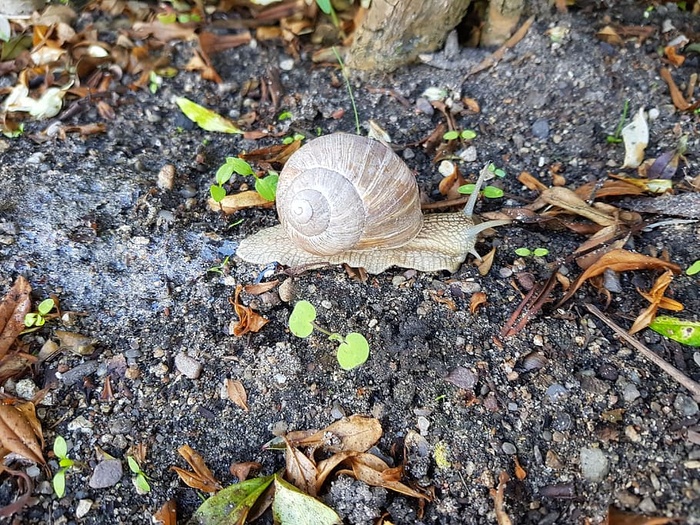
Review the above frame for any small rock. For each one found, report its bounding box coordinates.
[89,459,123,489]
[624,425,641,443]
[597,363,618,381]
[15,378,38,400]
[531,118,550,139]
[76,499,93,519]
[638,497,657,514]
[545,450,563,469]
[674,394,699,416]
[68,416,93,434]
[279,57,294,71]
[622,383,641,403]
[545,384,568,402]
[392,276,405,287]
[60,361,99,386]
[175,353,202,379]
[415,97,434,116]
[278,279,294,302]
[157,164,175,190]
[501,442,517,455]
[580,447,609,482]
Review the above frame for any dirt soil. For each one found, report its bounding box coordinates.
[0,2,699,524]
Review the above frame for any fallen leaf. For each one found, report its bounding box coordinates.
[284,437,318,496]
[597,25,622,46]
[230,285,269,337]
[659,68,695,112]
[175,97,243,134]
[198,31,252,55]
[559,249,681,306]
[629,270,683,335]
[171,444,222,493]
[476,247,496,276]
[664,45,685,67]
[0,277,31,359]
[243,281,279,296]
[208,190,276,214]
[341,453,431,501]
[240,139,302,165]
[189,474,274,525]
[225,379,249,411]
[273,475,341,525]
[490,471,513,525]
[470,292,487,314]
[514,456,527,480]
[54,330,96,355]
[621,108,648,169]
[0,403,45,464]
[153,499,176,525]
[230,461,261,481]
[649,316,700,347]
[292,415,382,453]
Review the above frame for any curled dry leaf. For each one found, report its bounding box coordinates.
[230,461,261,481]
[0,276,32,359]
[153,499,177,525]
[225,378,249,411]
[606,505,683,525]
[513,456,527,480]
[209,190,276,215]
[230,285,269,337]
[284,437,318,496]
[292,415,382,453]
[470,292,488,314]
[629,270,683,335]
[559,249,681,306]
[54,330,96,355]
[0,403,45,465]
[476,247,496,276]
[339,453,431,501]
[490,471,513,525]
[243,280,279,295]
[171,444,222,493]
[240,139,302,165]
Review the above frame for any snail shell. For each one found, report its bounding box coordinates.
[236,133,510,274]
[276,133,423,255]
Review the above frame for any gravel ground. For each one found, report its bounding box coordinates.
[0,1,698,524]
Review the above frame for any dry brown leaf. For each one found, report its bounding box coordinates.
[559,249,681,306]
[517,171,548,192]
[225,379,249,411]
[171,444,222,493]
[513,456,526,480]
[153,499,177,525]
[597,26,622,45]
[343,453,431,501]
[293,415,382,453]
[130,21,196,42]
[230,285,269,337]
[659,68,694,111]
[0,403,45,464]
[243,280,279,295]
[664,45,685,67]
[490,471,513,525]
[229,461,261,481]
[199,31,252,55]
[208,190,275,215]
[55,330,96,355]
[0,465,34,517]
[574,224,630,270]
[316,451,358,492]
[284,437,318,496]
[476,246,496,276]
[606,506,683,525]
[575,179,644,199]
[0,277,32,359]
[438,166,467,200]
[470,292,487,314]
[629,270,683,335]
[0,353,37,385]
[540,187,616,226]
[240,140,302,165]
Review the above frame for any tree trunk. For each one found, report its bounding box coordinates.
[347,0,472,74]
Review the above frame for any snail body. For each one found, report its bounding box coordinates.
[236,133,510,274]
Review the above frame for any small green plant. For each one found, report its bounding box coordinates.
[24,298,56,328]
[148,71,162,94]
[210,157,279,203]
[606,99,630,144]
[289,301,369,370]
[282,133,305,145]
[207,256,230,275]
[458,163,506,198]
[687,260,700,276]
[443,129,477,142]
[127,456,151,494]
[515,247,549,257]
[2,122,24,138]
[52,435,75,498]
[278,111,293,121]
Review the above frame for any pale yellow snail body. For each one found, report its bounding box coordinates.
[236,133,510,274]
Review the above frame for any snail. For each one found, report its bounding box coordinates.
[236,133,511,274]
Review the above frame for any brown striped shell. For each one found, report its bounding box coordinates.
[275,133,423,256]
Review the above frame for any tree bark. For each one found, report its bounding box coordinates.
[347,0,472,74]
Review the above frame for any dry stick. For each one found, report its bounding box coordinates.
[585,303,700,402]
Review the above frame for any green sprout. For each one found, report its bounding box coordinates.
[127,456,151,494]
[278,111,293,121]
[24,298,56,328]
[687,260,700,276]
[148,71,162,94]
[52,435,75,498]
[607,100,629,144]
[443,129,477,142]
[515,247,549,257]
[207,256,230,275]
[487,163,506,178]
[2,122,24,138]
[282,133,305,145]
[289,301,369,370]
[210,157,278,203]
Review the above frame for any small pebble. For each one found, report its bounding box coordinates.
[531,118,550,139]
[278,279,294,302]
[279,57,294,71]
[330,403,345,419]
[638,497,657,513]
[622,383,641,403]
[545,384,568,402]
[320,300,332,309]
[89,459,123,489]
[673,394,699,417]
[417,416,430,435]
[580,447,609,482]
[501,442,517,455]
[392,276,406,287]
[624,425,641,443]
[157,164,175,190]
[68,416,93,434]
[175,353,202,379]
[15,378,39,400]
[76,500,93,519]
[415,97,434,115]
[597,363,618,381]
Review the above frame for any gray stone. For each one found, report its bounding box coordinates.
[580,447,609,482]
[89,459,123,489]
[673,394,699,417]
[175,352,202,379]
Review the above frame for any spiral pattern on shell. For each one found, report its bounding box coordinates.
[276,133,423,256]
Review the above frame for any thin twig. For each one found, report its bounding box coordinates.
[585,303,700,402]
